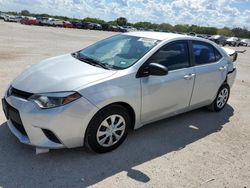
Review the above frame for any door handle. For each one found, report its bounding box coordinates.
[219,66,227,71]
[184,74,195,80]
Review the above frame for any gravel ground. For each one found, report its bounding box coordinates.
[0,20,250,188]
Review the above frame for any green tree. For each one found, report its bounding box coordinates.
[107,21,117,26]
[173,24,189,33]
[133,22,154,29]
[217,27,232,36]
[189,25,217,35]
[158,23,173,31]
[231,27,249,38]
[83,17,106,24]
[21,10,30,16]
[116,17,127,26]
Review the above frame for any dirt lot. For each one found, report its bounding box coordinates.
[0,20,250,188]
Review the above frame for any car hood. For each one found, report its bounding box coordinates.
[12,54,116,93]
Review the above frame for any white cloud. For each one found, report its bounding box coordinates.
[0,0,249,28]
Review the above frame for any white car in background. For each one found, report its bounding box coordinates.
[240,39,250,47]
[4,15,22,22]
[2,32,237,154]
[48,18,64,27]
[226,37,241,46]
[39,18,64,27]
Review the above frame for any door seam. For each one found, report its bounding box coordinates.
[188,67,196,106]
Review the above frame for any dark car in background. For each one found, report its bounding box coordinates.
[118,26,127,32]
[208,35,227,46]
[71,21,84,29]
[187,32,196,36]
[110,25,119,32]
[101,23,110,31]
[88,23,102,30]
[196,34,207,38]
[71,21,90,29]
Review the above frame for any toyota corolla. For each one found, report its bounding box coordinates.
[2,32,236,154]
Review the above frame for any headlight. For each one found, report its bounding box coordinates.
[29,91,81,109]
[6,85,13,97]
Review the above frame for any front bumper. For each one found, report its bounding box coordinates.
[2,93,98,149]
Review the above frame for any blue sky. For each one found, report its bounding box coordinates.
[0,0,250,28]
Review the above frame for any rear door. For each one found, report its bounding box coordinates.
[190,41,228,106]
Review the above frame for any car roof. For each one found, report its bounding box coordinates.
[123,31,192,41]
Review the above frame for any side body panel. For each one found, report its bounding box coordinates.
[140,67,195,124]
[190,59,228,106]
[79,72,142,129]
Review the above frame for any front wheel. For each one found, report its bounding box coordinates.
[208,84,230,112]
[85,105,131,153]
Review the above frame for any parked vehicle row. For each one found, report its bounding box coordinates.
[208,35,250,47]
[1,14,134,32]
[1,14,250,44]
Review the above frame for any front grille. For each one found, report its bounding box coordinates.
[10,87,33,100]
[42,129,61,144]
[2,98,27,136]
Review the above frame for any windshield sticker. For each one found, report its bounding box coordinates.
[120,61,127,65]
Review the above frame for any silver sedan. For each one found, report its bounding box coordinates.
[2,32,236,153]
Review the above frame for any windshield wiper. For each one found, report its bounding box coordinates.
[77,53,110,70]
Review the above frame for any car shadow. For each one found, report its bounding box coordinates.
[0,105,234,187]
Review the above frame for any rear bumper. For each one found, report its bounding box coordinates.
[227,68,237,88]
[2,94,98,149]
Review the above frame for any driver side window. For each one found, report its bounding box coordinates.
[146,41,190,71]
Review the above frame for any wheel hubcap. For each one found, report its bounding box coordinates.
[96,114,126,147]
[216,88,229,109]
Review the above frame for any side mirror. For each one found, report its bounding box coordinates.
[149,63,168,76]
[137,63,168,77]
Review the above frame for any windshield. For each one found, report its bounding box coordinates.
[77,35,160,69]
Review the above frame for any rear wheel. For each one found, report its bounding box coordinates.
[85,105,130,153]
[208,84,230,112]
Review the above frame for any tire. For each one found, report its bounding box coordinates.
[85,104,131,153]
[208,84,230,112]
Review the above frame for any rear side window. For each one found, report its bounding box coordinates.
[192,41,221,65]
[214,48,222,61]
[147,41,190,71]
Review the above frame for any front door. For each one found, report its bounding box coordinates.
[140,41,195,124]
